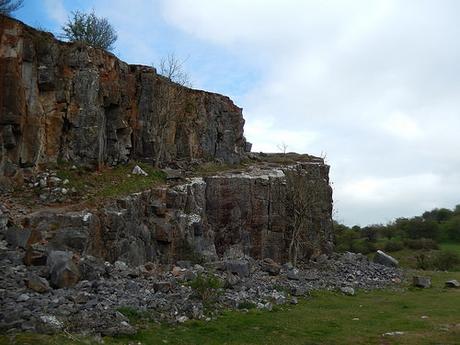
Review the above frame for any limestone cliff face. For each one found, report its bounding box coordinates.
[0,16,334,264]
[16,163,333,264]
[0,16,246,176]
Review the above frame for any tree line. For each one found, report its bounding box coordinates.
[335,204,460,254]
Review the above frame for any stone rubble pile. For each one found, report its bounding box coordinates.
[19,169,77,204]
[0,242,402,336]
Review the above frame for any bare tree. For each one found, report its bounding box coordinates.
[152,54,192,168]
[157,53,192,87]
[285,166,325,266]
[277,142,288,155]
[61,10,117,51]
[0,0,24,16]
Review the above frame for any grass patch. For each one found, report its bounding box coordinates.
[10,161,166,208]
[440,242,460,255]
[55,162,166,200]
[117,306,152,323]
[191,161,247,176]
[3,271,460,345]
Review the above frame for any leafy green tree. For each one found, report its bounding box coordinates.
[333,221,350,234]
[0,0,23,16]
[362,224,383,242]
[443,216,460,241]
[382,223,400,240]
[454,204,460,216]
[62,10,117,51]
[404,217,439,240]
[422,208,453,222]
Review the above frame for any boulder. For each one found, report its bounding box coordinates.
[25,272,50,293]
[260,258,281,276]
[132,165,148,176]
[413,276,431,288]
[79,255,106,280]
[225,272,240,288]
[171,266,183,276]
[162,168,183,180]
[445,279,460,288]
[5,226,41,249]
[373,250,399,268]
[224,260,250,277]
[176,260,192,269]
[24,243,48,266]
[46,250,80,288]
[340,286,355,296]
[153,281,175,293]
[114,260,128,271]
[287,268,301,280]
[182,270,197,282]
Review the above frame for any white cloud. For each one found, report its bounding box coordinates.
[334,172,460,225]
[380,111,423,140]
[163,0,460,225]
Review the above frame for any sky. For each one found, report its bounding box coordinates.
[14,0,460,226]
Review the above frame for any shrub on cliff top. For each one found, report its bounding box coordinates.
[61,10,117,51]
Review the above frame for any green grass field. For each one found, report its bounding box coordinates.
[2,271,459,345]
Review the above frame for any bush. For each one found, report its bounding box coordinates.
[415,253,432,270]
[384,240,404,252]
[188,273,223,304]
[237,301,257,310]
[335,243,351,253]
[404,238,439,250]
[433,250,460,271]
[350,239,376,255]
[62,10,117,51]
[444,216,460,241]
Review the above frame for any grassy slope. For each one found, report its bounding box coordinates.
[387,242,460,271]
[2,271,459,345]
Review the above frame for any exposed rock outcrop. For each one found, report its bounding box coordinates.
[0,16,334,266]
[6,162,333,265]
[0,15,247,176]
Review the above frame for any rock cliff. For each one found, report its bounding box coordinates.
[8,162,333,265]
[0,15,246,177]
[0,15,334,265]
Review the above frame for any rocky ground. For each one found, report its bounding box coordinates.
[0,238,402,336]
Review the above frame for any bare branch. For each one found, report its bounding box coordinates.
[157,53,192,87]
[277,142,288,155]
[0,0,24,16]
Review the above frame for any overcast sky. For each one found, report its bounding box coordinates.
[16,0,460,226]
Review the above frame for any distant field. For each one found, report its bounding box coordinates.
[2,271,459,345]
[440,242,460,255]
